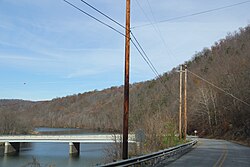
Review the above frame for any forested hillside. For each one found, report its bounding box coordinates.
[0,25,249,145]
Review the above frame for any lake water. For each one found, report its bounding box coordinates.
[0,128,113,167]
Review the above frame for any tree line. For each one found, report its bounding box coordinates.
[0,25,249,147]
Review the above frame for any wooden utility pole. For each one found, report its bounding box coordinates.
[123,0,130,160]
[184,65,187,140]
[179,65,183,140]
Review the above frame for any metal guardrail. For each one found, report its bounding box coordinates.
[100,140,197,167]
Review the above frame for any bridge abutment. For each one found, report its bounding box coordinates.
[4,142,20,155]
[69,142,80,156]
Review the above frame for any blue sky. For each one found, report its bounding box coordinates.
[0,0,249,101]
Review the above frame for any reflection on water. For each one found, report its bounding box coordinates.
[0,128,111,167]
[0,146,3,156]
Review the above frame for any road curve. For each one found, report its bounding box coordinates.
[158,138,250,167]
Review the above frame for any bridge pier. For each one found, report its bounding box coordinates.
[69,142,80,156]
[4,142,20,155]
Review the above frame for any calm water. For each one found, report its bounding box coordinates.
[0,128,112,167]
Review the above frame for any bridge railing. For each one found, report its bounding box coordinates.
[0,134,136,143]
[99,140,197,167]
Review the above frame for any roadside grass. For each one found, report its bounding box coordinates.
[163,135,186,148]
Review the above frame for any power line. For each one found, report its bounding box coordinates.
[130,40,158,77]
[130,32,160,78]
[131,36,169,91]
[132,0,250,29]
[188,69,250,107]
[80,0,160,77]
[135,0,176,67]
[77,0,164,81]
[79,0,125,29]
[135,0,152,25]
[64,0,167,90]
[63,0,249,106]
[130,31,169,90]
[63,0,125,37]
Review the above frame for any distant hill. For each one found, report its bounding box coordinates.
[1,25,249,144]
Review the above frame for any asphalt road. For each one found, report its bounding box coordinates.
[157,138,250,167]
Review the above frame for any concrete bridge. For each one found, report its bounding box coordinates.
[0,134,135,156]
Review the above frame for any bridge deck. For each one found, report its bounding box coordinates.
[0,134,135,143]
